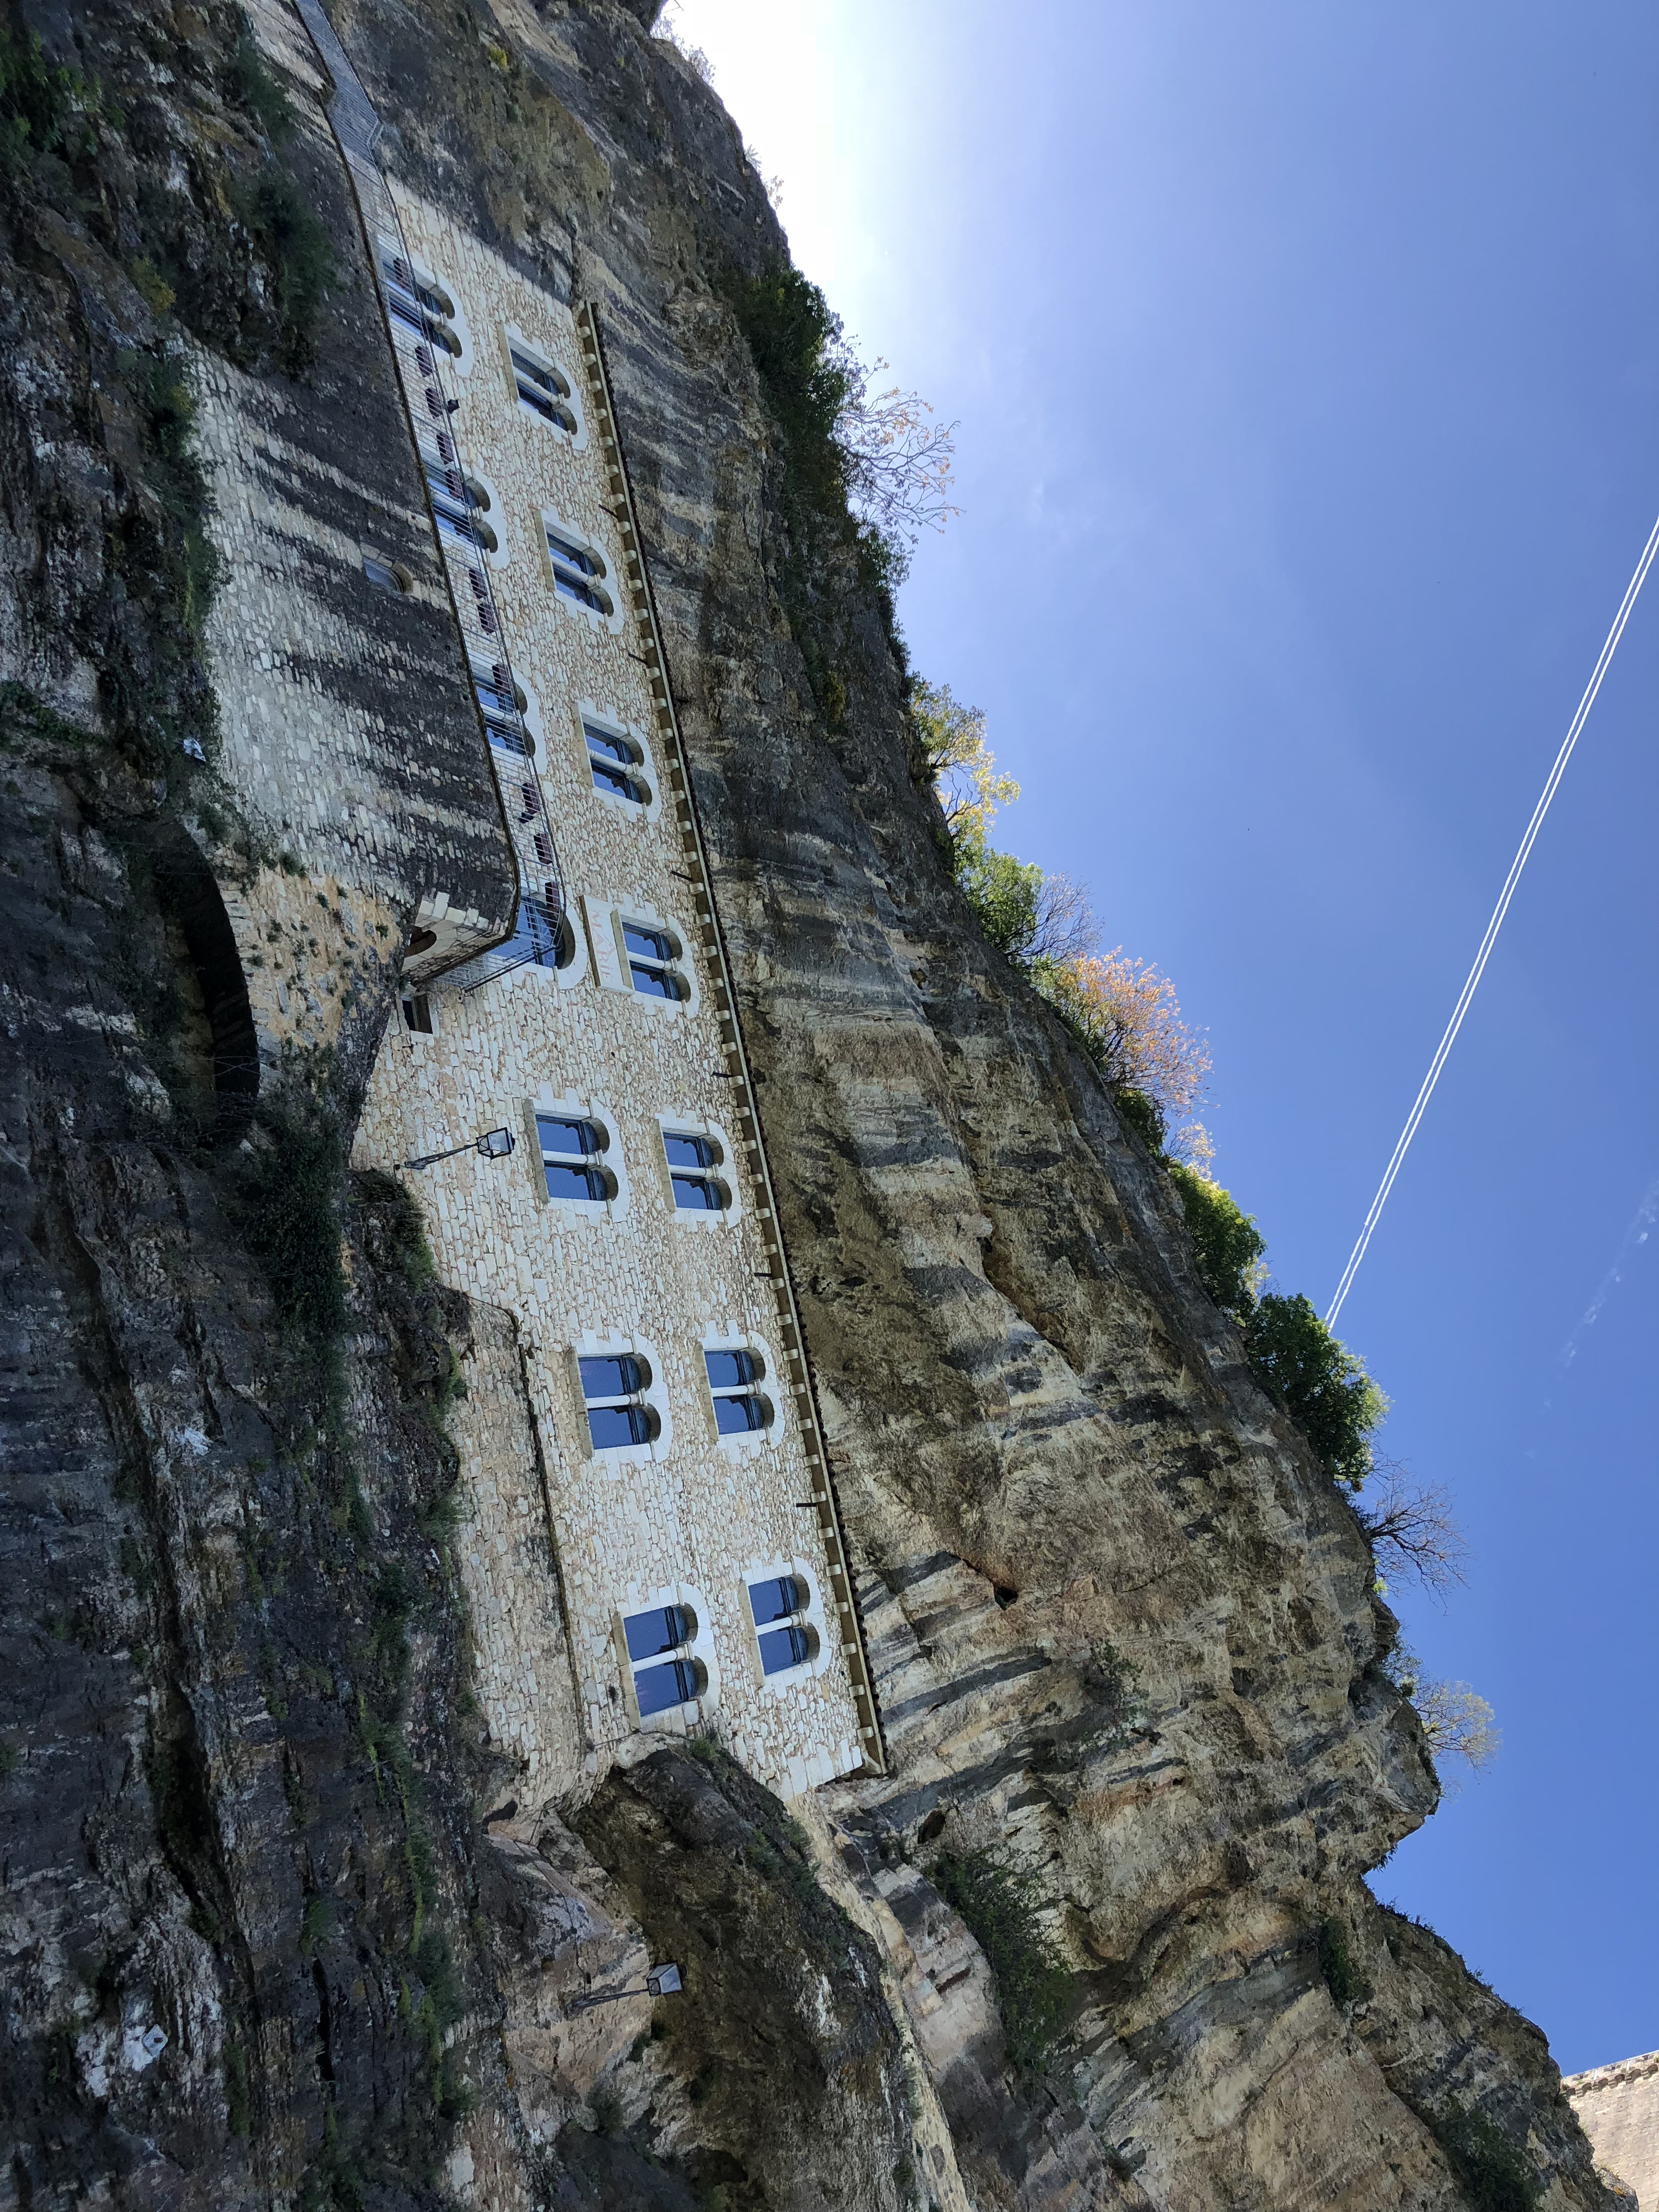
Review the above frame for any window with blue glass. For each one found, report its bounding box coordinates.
[545,524,610,614]
[471,659,531,757]
[622,922,685,1000]
[493,891,572,973]
[583,719,650,806]
[664,1131,727,1211]
[536,1115,613,1203]
[511,342,577,433]
[705,1347,770,1436]
[747,1574,816,1676]
[424,460,497,553]
[382,252,461,354]
[580,1354,656,1449]
[622,1604,706,1715]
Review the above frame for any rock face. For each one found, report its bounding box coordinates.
[0,0,1619,2207]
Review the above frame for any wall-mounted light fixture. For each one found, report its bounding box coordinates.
[566,1961,684,2013]
[403,1126,516,1172]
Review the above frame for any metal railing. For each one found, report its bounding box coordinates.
[289,0,565,974]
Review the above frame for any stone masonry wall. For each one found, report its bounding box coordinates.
[192,0,518,1082]
[352,190,867,1803]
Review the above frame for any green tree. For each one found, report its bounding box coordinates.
[1167,1162,1266,1316]
[1241,1292,1387,1489]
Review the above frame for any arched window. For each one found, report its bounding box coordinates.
[497,890,572,972]
[363,554,410,593]
[472,658,531,758]
[510,340,577,433]
[381,251,462,355]
[583,718,650,806]
[622,1605,706,1716]
[545,525,612,615]
[706,1347,771,1436]
[664,1131,728,1211]
[747,1574,817,1676]
[623,922,686,1000]
[536,1114,613,1203]
[422,450,498,554]
[580,1353,658,1448]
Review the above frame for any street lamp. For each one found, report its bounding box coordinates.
[565,1963,684,2013]
[402,1126,517,1172]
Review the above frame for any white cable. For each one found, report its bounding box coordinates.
[1327,508,1659,1326]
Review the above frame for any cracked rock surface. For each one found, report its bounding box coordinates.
[0,0,1618,2206]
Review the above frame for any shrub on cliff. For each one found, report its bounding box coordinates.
[1166,1168,1387,1488]
[932,1850,1070,2071]
[1167,1162,1266,1316]
[1240,1291,1386,1490]
[1428,2102,1539,2211]
[239,1098,347,1337]
[233,169,334,374]
[728,262,954,714]
[1316,1914,1370,2006]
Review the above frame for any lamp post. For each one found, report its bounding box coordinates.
[565,1963,683,2014]
[402,1126,517,1172]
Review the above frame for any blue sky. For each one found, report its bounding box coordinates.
[667,0,1659,2075]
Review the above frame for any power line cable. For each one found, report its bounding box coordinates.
[1327,508,1659,1327]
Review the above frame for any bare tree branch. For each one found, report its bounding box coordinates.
[839,372,961,551]
[1026,872,1099,967]
[1389,1642,1500,1792]
[1355,1456,1469,1603]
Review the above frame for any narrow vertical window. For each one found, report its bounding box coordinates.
[536,1115,613,1203]
[622,1604,706,1715]
[583,719,650,806]
[498,891,571,972]
[705,1347,771,1436]
[472,658,531,758]
[623,923,685,1000]
[746,1574,816,1676]
[579,1354,657,1448]
[424,456,497,552]
[545,525,611,614]
[381,252,462,355]
[510,342,577,432]
[664,1131,727,1211]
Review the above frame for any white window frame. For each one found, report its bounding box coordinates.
[700,1327,778,1453]
[383,245,473,375]
[502,323,586,446]
[528,1090,629,1222]
[576,700,659,825]
[581,898,697,1015]
[739,1561,833,1690]
[489,890,578,985]
[539,508,620,633]
[568,1331,671,1467]
[658,1115,742,1227]
[612,1580,719,1733]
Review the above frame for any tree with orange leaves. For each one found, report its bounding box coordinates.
[1036,948,1212,1152]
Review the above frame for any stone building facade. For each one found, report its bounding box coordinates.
[319,161,881,1803]
[1566,2051,1659,2205]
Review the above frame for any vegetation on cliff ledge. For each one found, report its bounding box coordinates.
[931,1849,1071,2072]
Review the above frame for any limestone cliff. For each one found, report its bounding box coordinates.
[0,1,1618,2208]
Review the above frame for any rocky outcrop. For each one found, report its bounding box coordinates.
[0,0,1619,2206]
